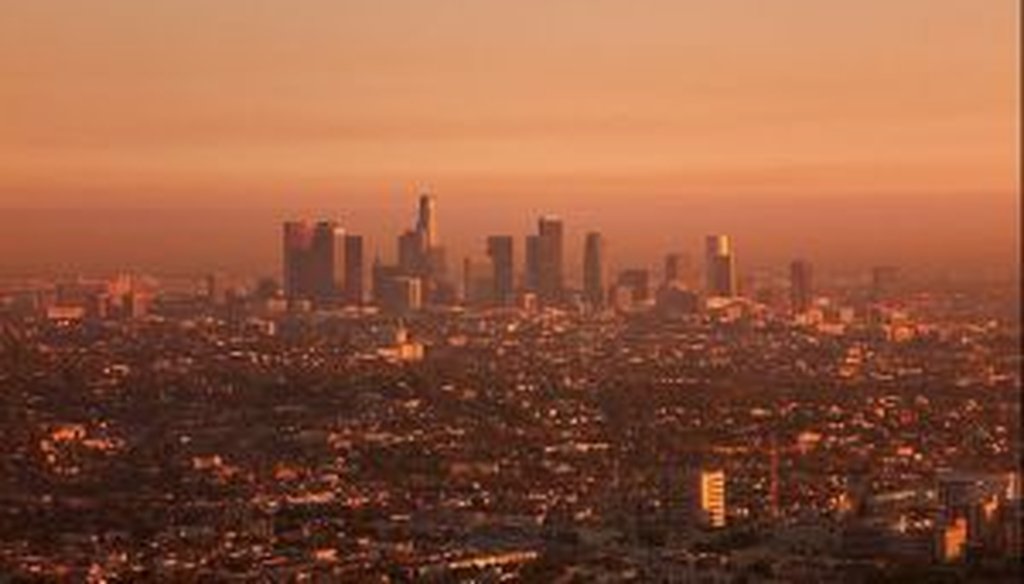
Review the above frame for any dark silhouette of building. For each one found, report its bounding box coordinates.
[583,232,606,308]
[486,236,515,306]
[283,221,314,300]
[282,220,340,304]
[417,193,438,249]
[310,222,340,301]
[537,216,564,305]
[343,234,365,305]
[373,259,421,314]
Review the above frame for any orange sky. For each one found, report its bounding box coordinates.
[1,0,1018,201]
[0,1,1018,276]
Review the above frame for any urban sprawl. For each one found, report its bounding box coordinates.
[0,195,1019,581]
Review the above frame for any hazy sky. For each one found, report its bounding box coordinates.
[0,0,1018,277]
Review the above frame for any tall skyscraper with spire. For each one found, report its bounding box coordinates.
[417,193,438,249]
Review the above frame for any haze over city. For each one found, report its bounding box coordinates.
[0,0,1018,278]
[0,1,1019,581]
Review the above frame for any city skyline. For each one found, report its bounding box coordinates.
[0,1,1019,579]
[0,190,1018,282]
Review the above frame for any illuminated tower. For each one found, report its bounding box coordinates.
[664,465,729,531]
[704,234,736,297]
[487,235,515,306]
[790,259,813,313]
[700,469,727,529]
[583,232,605,307]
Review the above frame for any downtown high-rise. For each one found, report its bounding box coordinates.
[486,235,515,306]
[583,232,606,308]
[283,220,342,303]
[343,234,365,305]
[704,234,736,298]
[536,216,564,305]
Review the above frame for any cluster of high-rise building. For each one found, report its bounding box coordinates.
[281,220,363,306]
[282,194,822,317]
[283,195,453,314]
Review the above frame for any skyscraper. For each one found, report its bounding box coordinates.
[705,235,736,297]
[417,193,438,248]
[583,232,605,307]
[310,221,339,301]
[343,234,364,305]
[790,259,813,313]
[393,277,423,314]
[372,260,403,313]
[396,194,448,304]
[398,229,426,276]
[486,236,515,306]
[537,216,564,304]
[374,259,422,315]
[283,221,315,300]
[331,227,347,296]
[283,220,340,303]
